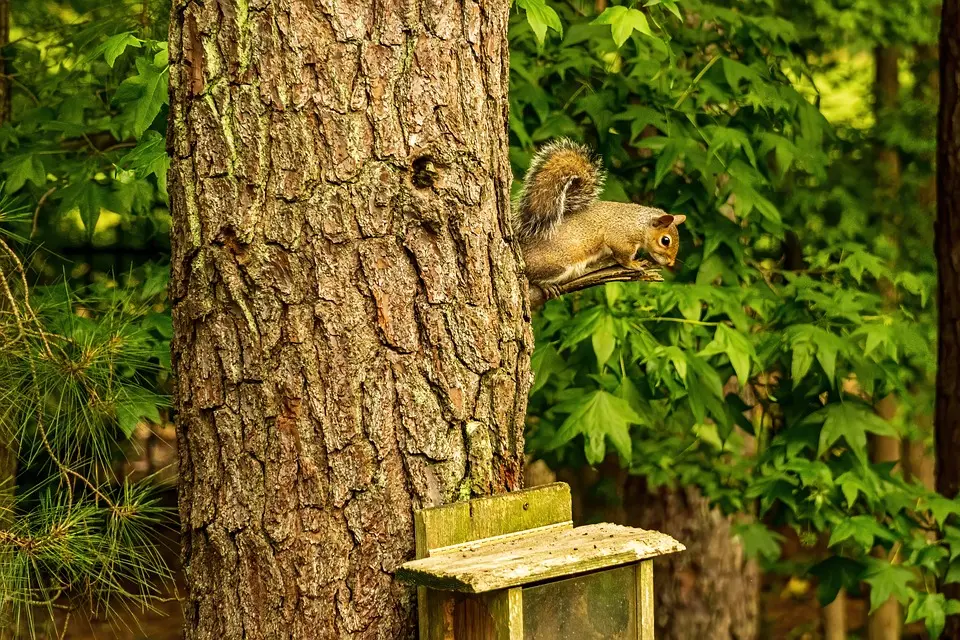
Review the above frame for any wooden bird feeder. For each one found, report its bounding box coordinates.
[396,482,685,639]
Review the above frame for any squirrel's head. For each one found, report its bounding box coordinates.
[648,214,686,266]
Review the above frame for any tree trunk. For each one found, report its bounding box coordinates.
[937,2,960,637]
[547,458,759,640]
[868,47,903,640]
[623,480,760,639]
[874,47,901,190]
[823,589,847,640]
[0,0,9,123]
[167,3,530,639]
[906,18,938,503]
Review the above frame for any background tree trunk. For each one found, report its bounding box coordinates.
[937,1,960,637]
[167,3,531,638]
[543,458,759,640]
[868,46,903,640]
[0,0,9,123]
[823,589,847,640]
[623,480,760,640]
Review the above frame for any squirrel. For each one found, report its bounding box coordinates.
[514,138,686,297]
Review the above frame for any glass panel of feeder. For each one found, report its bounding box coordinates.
[522,564,637,639]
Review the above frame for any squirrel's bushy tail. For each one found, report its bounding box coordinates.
[515,138,605,243]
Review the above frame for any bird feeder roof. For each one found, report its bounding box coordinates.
[396,522,684,593]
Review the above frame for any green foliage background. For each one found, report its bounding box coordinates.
[0,0,952,636]
[0,1,173,636]
[513,0,948,636]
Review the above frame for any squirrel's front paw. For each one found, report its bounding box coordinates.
[538,284,564,300]
[622,260,647,272]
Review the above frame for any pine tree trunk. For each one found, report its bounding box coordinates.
[167,3,530,638]
[937,2,960,637]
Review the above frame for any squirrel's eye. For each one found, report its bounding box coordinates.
[660,235,671,247]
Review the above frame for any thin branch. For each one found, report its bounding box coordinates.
[32,186,57,239]
[673,54,721,109]
[529,262,664,310]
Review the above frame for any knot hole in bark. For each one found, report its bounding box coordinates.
[411,155,439,188]
[218,227,249,264]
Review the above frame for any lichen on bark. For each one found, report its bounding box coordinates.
[167,2,531,638]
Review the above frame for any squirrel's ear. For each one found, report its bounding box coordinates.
[653,214,674,228]
[672,214,687,226]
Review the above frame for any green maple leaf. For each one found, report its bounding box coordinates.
[732,523,784,562]
[791,340,815,384]
[841,249,887,284]
[592,7,652,48]
[924,495,960,528]
[516,0,562,45]
[115,386,162,437]
[828,515,895,551]
[654,139,684,187]
[699,323,757,386]
[836,471,869,508]
[2,154,46,192]
[787,324,843,385]
[815,403,897,463]
[530,343,567,394]
[645,0,682,20]
[115,57,169,138]
[857,323,896,361]
[58,179,105,239]
[808,556,865,606]
[945,559,960,585]
[863,559,914,613]
[659,345,688,383]
[592,315,616,369]
[559,306,604,350]
[906,592,952,639]
[101,32,143,67]
[548,390,639,464]
[119,131,170,194]
[722,58,760,91]
[944,526,960,562]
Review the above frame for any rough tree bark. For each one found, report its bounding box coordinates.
[167,3,531,639]
[937,1,960,637]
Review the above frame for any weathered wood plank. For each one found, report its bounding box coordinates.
[398,523,684,593]
[488,588,523,639]
[638,560,654,640]
[415,483,573,558]
[419,586,453,640]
